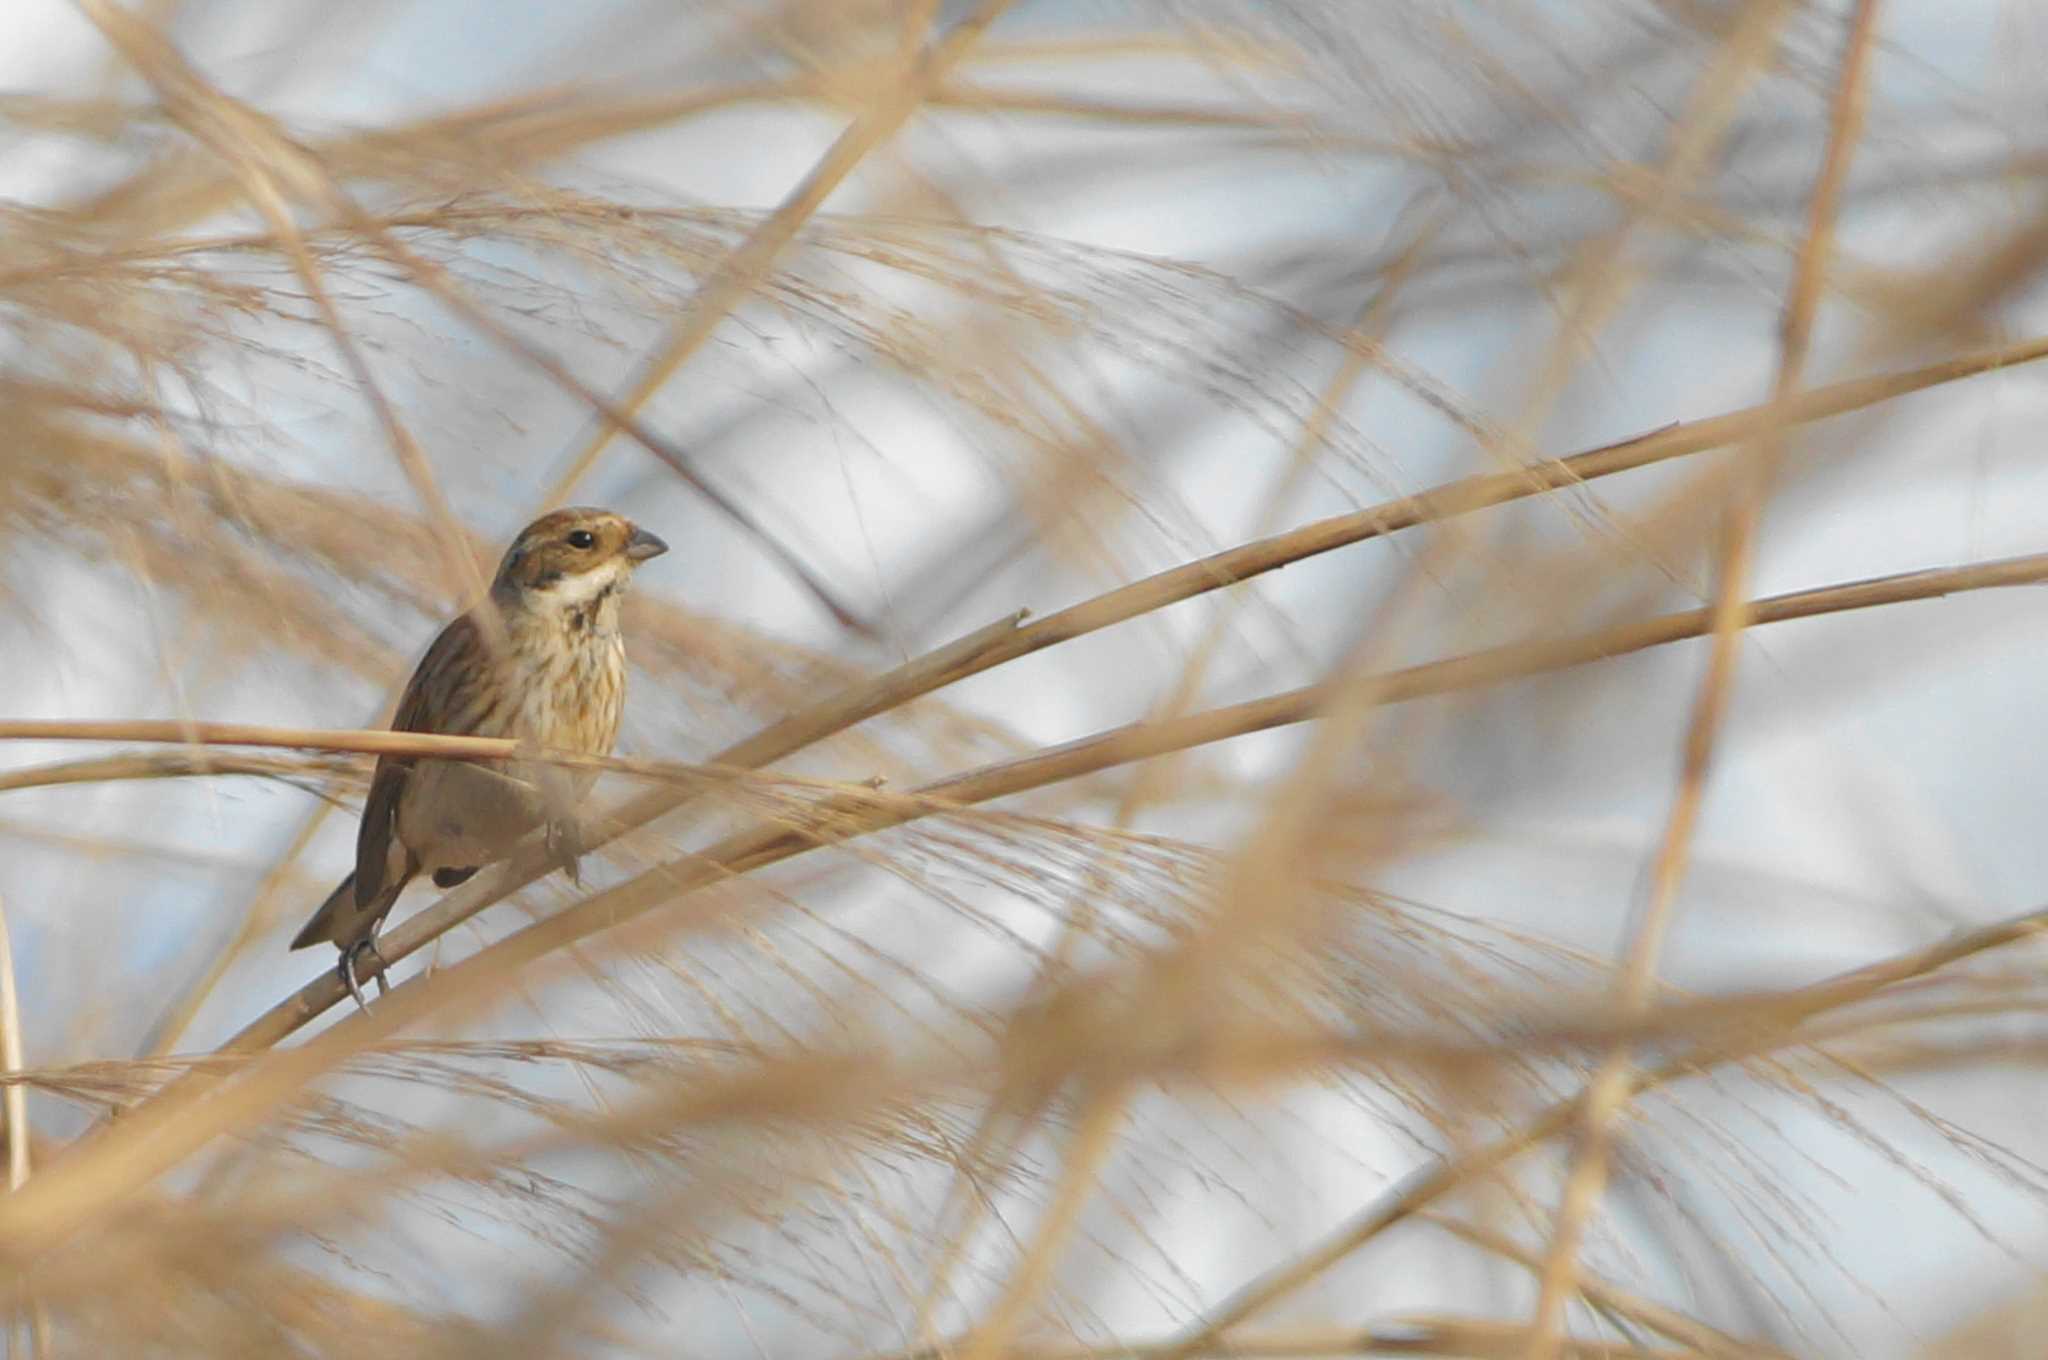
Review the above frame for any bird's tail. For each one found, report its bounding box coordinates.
[290,873,359,951]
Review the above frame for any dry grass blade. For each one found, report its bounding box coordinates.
[1427,1215,1792,1360]
[70,0,491,612]
[0,750,355,796]
[1525,4,1886,1354]
[527,0,1014,629]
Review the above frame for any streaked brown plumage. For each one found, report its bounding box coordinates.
[291,506,668,1006]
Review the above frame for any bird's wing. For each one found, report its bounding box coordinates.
[354,612,483,906]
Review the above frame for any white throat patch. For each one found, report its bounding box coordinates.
[540,558,629,608]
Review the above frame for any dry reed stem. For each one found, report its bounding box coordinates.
[1523,4,1884,1355]
[72,0,492,615]
[1153,899,2048,1357]
[952,1087,1128,1360]
[14,8,2037,1351]
[1426,1216,1792,1360]
[932,207,1447,1360]
[268,542,2048,1040]
[0,888,28,1360]
[11,905,2037,1338]
[0,721,705,768]
[0,891,43,1360]
[8,103,2039,1327]
[857,163,1183,1351]
[122,133,922,1048]
[3,540,2037,1042]
[117,896,2048,1230]
[0,330,2035,1104]
[44,329,2027,1051]
[1462,0,1792,566]
[137,728,380,1060]
[0,992,1961,1109]
[68,5,874,634]
[891,1321,1698,1360]
[325,189,873,635]
[0,750,355,795]
[0,896,30,1198]
[10,547,2044,1259]
[0,80,1313,272]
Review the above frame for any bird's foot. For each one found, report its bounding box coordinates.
[338,937,392,1013]
[546,816,586,889]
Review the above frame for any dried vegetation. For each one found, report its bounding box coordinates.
[2,1,2047,1356]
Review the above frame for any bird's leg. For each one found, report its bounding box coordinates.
[533,759,586,888]
[545,814,586,888]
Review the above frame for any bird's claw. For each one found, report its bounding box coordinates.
[338,937,392,1013]
[546,816,585,888]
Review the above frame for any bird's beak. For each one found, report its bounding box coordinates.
[625,526,669,562]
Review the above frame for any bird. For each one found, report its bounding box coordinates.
[291,506,668,1009]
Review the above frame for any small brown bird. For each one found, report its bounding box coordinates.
[292,507,668,1007]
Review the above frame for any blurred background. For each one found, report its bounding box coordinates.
[5,0,2048,1355]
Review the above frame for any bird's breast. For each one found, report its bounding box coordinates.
[514,627,626,756]
[396,629,624,868]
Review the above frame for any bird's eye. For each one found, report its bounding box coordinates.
[566,530,596,549]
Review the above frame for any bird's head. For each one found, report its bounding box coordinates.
[492,507,668,607]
